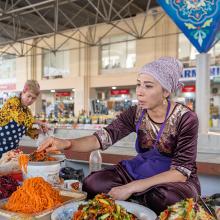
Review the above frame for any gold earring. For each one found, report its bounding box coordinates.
[163,99,167,105]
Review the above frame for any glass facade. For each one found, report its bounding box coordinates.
[42,50,70,79]
[0,54,16,79]
[178,33,220,67]
[101,35,136,69]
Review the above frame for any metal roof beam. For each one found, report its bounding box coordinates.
[140,0,151,37]
[0,0,78,22]
[130,1,145,13]
[62,2,98,28]
[4,0,56,14]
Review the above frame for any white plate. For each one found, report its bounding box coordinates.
[51,200,157,220]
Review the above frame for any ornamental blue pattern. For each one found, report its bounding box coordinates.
[0,120,26,157]
[172,0,216,24]
[157,0,220,53]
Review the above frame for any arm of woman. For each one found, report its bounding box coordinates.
[34,120,50,134]
[0,97,18,126]
[38,106,137,152]
[109,169,186,200]
[69,135,101,152]
[25,109,40,139]
[109,110,199,200]
[93,106,136,150]
[37,135,100,152]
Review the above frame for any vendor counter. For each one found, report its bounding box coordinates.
[20,127,220,196]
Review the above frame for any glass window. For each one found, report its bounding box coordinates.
[178,33,220,66]
[0,54,16,79]
[101,35,136,69]
[101,45,110,69]
[215,41,220,58]
[214,41,220,65]
[178,34,191,61]
[42,50,70,79]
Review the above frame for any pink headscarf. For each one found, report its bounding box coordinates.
[139,57,183,93]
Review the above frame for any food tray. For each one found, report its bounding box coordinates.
[0,189,86,220]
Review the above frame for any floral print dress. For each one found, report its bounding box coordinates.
[0,97,38,157]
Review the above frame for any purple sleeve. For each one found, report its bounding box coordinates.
[171,111,199,178]
[94,106,137,150]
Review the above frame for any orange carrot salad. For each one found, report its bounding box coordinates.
[18,154,29,174]
[4,177,61,214]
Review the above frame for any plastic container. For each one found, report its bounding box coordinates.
[22,154,66,185]
[63,179,81,191]
[23,162,61,185]
[89,150,102,173]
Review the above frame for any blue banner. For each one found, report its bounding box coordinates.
[157,0,220,53]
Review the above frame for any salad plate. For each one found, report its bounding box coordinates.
[51,200,157,220]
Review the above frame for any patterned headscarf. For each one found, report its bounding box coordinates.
[23,80,40,95]
[139,57,183,92]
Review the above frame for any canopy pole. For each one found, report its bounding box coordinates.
[196,53,210,134]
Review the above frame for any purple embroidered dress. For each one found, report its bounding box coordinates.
[95,103,199,188]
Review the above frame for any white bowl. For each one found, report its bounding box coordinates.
[22,154,66,185]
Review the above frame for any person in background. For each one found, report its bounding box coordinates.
[38,57,200,215]
[0,80,48,158]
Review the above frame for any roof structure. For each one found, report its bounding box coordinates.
[0,0,165,56]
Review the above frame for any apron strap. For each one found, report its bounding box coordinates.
[136,99,171,150]
[136,110,146,133]
[152,99,171,149]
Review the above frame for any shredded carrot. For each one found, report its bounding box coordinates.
[18,154,29,174]
[4,177,62,214]
[186,198,194,220]
[4,177,61,214]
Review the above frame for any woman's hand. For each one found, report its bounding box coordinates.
[35,120,50,134]
[108,184,134,201]
[37,137,71,153]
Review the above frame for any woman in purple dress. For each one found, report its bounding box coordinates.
[38,57,200,214]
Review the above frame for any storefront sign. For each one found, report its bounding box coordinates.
[182,85,195,93]
[111,89,129,95]
[0,83,16,91]
[181,66,220,80]
[157,1,220,53]
[55,92,71,97]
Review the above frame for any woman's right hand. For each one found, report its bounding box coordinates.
[37,137,71,153]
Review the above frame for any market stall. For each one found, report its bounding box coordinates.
[0,149,158,219]
[0,148,218,219]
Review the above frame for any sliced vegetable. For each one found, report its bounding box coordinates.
[72,193,137,220]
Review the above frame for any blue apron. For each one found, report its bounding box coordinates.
[121,100,172,179]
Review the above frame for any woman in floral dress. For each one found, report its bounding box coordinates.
[0,80,47,158]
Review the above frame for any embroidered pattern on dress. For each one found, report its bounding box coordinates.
[171,165,191,178]
[135,103,190,154]
[95,128,112,150]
